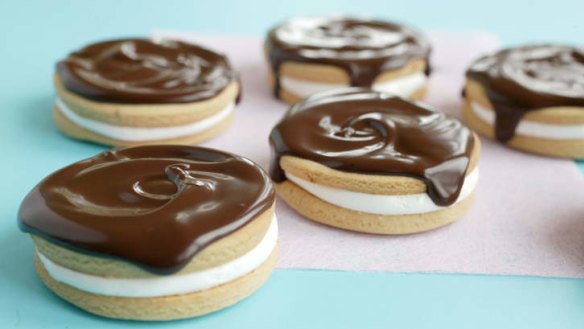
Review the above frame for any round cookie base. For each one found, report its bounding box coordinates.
[53,106,234,147]
[276,181,474,234]
[462,100,584,159]
[34,244,279,321]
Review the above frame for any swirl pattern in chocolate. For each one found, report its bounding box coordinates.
[269,89,474,206]
[18,146,275,274]
[466,44,584,141]
[57,38,238,104]
[265,16,431,97]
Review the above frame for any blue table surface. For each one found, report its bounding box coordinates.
[1,0,583,328]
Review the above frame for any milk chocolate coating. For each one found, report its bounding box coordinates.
[18,146,275,274]
[269,89,474,206]
[466,44,584,142]
[57,38,238,104]
[265,16,431,98]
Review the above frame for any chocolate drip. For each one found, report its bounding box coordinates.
[265,16,431,98]
[269,88,474,206]
[57,38,239,104]
[18,146,274,274]
[466,45,584,142]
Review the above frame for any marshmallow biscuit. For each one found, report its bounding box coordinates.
[464,45,584,158]
[54,38,241,147]
[265,16,431,104]
[19,146,277,320]
[269,89,480,234]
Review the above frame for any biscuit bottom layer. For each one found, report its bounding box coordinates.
[286,170,478,215]
[55,97,235,142]
[37,215,278,298]
[470,102,584,140]
[280,72,427,99]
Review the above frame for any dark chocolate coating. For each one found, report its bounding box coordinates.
[466,44,584,142]
[269,88,474,206]
[57,38,238,104]
[18,146,275,274]
[265,16,431,98]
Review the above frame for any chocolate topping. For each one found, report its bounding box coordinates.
[265,16,431,98]
[57,38,238,104]
[18,146,275,274]
[269,88,474,206]
[466,44,584,142]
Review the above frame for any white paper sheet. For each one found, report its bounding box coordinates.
[152,30,584,278]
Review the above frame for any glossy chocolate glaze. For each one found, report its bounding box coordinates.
[265,16,431,98]
[18,146,275,274]
[466,45,584,142]
[57,38,238,104]
[269,89,474,206]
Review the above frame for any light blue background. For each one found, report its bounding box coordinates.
[1,0,583,328]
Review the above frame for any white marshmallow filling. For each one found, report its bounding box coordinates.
[286,170,479,215]
[56,97,235,142]
[280,72,427,99]
[470,101,584,140]
[37,215,278,298]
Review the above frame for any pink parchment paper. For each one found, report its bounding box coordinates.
[153,31,584,278]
